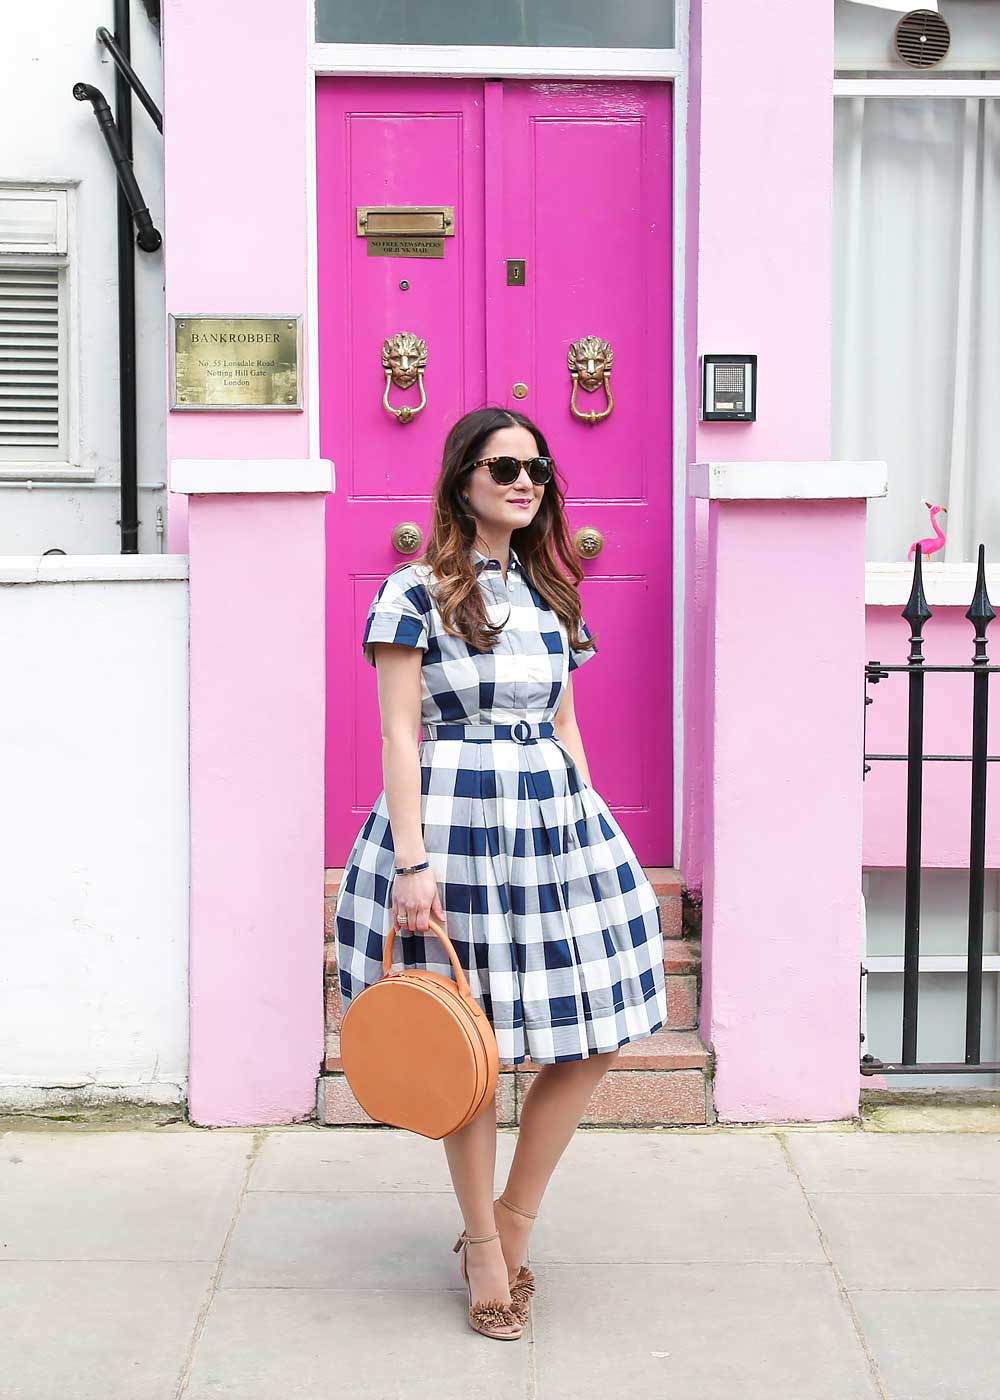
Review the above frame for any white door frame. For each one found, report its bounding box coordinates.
[305,8,691,869]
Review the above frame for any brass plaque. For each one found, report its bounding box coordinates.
[170,315,302,411]
[367,236,444,259]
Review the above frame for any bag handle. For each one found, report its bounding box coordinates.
[382,914,475,1002]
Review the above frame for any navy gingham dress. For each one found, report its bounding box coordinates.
[334,542,668,1064]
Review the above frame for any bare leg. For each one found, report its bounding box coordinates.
[496,1048,620,1279]
[442,1094,518,1330]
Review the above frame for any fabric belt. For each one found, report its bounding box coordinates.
[422,720,555,746]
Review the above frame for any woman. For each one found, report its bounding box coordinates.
[334,406,669,1340]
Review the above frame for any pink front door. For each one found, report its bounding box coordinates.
[317,78,673,867]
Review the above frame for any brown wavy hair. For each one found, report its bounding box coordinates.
[401,406,597,660]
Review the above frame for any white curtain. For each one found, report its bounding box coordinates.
[833,95,1000,564]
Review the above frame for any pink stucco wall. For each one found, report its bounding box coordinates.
[683,0,861,1121]
[703,500,867,1122]
[163,0,311,552]
[682,0,835,888]
[186,495,326,1125]
[163,1,325,1124]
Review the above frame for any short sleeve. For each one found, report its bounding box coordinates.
[361,571,430,668]
[568,616,598,672]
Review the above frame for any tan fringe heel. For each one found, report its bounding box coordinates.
[494,1194,538,1322]
[452,1228,523,1340]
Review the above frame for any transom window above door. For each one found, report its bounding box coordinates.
[315,0,675,49]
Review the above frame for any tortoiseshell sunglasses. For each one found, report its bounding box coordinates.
[463,455,554,486]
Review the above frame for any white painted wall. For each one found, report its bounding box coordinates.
[1,2,166,553]
[0,558,189,1108]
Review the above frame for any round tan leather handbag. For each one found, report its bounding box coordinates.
[339,914,499,1139]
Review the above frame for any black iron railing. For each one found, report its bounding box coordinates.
[861,544,999,1076]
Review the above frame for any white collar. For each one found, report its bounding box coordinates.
[472,544,522,575]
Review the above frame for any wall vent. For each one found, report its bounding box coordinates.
[894,9,952,68]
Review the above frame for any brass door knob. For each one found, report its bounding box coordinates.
[392,522,424,555]
[573,526,604,559]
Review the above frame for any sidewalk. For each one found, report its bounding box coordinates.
[2,1108,999,1400]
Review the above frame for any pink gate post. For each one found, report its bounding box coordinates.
[171,460,332,1126]
[691,460,887,1123]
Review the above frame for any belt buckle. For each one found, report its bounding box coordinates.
[511,720,531,744]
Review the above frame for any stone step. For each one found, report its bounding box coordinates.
[663,936,700,975]
[318,1029,714,1128]
[327,864,683,909]
[324,1025,706,1075]
[324,867,696,987]
[321,865,711,1127]
[325,865,684,894]
[323,947,699,1041]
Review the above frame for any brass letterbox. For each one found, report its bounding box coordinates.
[356,206,455,259]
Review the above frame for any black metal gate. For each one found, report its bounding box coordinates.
[862,544,999,1077]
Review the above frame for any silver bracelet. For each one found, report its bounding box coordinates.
[394,859,430,876]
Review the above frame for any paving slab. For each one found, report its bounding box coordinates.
[0,1131,253,1261]
[850,1289,1000,1400]
[0,1260,214,1400]
[785,1130,1000,1194]
[545,1124,794,1181]
[862,1104,1000,1133]
[531,1262,880,1400]
[221,1190,471,1291]
[809,1192,1000,1290]
[183,1287,530,1400]
[249,1126,516,1194]
[530,1135,823,1264]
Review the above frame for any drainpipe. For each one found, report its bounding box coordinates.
[73,2,163,553]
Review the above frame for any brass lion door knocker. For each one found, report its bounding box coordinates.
[568,336,614,425]
[382,332,428,424]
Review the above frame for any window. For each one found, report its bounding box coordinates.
[315,0,675,49]
[833,94,1000,564]
[833,0,1000,565]
[0,187,71,476]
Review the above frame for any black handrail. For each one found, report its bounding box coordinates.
[73,2,162,555]
[72,84,161,253]
[95,25,163,133]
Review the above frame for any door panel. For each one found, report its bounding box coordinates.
[495,82,673,856]
[317,78,672,865]
[317,79,486,856]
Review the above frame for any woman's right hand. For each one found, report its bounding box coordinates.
[392,866,444,934]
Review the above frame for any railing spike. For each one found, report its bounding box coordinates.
[902,544,932,664]
[966,543,996,665]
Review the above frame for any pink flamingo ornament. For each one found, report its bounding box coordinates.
[908,499,948,561]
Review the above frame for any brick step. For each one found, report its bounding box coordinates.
[318,1029,714,1129]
